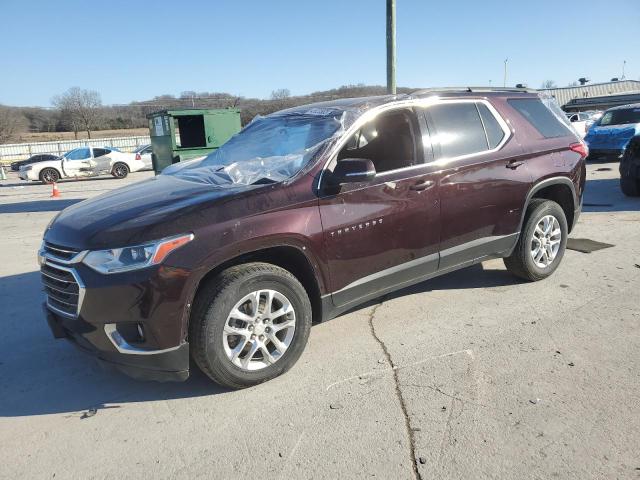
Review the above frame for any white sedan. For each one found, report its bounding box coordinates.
[19,147,147,183]
[132,144,154,170]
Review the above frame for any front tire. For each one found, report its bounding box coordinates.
[620,176,639,197]
[504,199,568,281]
[40,168,60,184]
[190,262,312,389]
[111,162,129,179]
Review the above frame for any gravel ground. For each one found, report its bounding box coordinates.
[0,164,638,479]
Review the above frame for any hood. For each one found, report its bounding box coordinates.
[45,174,264,250]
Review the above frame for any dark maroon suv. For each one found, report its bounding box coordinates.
[40,88,587,388]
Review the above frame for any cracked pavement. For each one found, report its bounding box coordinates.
[1,162,639,479]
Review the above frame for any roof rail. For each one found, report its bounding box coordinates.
[410,86,537,96]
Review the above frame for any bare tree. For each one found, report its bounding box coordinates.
[0,105,27,144]
[52,87,102,139]
[540,80,557,89]
[567,81,579,87]
[270,88,291,100]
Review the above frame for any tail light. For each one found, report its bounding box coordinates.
[569,142,588,159]
[135,153,141,160]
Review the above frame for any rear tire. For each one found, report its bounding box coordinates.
[189,262,312,389]
[39,168,60,184]
[620,176,639,197]
[504,199,568,281]
[111,162,129,179]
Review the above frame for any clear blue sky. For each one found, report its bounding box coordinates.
[2,0,638,107]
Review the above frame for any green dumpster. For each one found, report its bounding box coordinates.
[147,108,241,173]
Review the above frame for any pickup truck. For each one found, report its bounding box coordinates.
[19,146,147,183]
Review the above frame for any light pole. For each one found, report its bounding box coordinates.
[622,60,627,80]
[386,0,396,94]
[503,58,508,87]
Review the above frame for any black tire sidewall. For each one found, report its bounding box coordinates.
[200,269,311,387]
[620,176,639,197]
[521,201,568,278]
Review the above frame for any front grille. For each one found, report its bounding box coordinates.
[43,242,80,261]
[41,261,80,317]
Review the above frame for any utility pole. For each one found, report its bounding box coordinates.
[386,0,396,94]
[622,60,626,80]
[503,58,508,87]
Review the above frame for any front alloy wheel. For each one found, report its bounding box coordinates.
[40,168,59,184]
[190,262,312,389]
[223,289,296,371]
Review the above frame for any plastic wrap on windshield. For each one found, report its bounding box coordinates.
[538,92,581,141]
[163,108,347,187]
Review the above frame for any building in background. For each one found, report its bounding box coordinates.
[541,80,640,112]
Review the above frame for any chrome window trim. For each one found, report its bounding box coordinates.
[319,96,513,186]
[41,260,85,318]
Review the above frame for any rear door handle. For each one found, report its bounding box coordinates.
[409,180,435,191]
[506,160,524,169]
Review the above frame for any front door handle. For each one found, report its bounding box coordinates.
[506,160,525,170]
[410,180,435,191]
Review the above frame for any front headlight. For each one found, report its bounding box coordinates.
[83,233,193,274]
[23,165,33,171]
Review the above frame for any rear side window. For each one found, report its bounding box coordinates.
[427,103,488,158]
[508,98,571,138]
[477,103,505,149]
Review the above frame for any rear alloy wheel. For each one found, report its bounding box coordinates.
[504,199,568,281]
[40,168,60,184]
[112,163,129,179]
[190,262,312,389]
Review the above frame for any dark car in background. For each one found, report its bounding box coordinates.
[620,136,640,196]
[40,88,586,389]
[10,153,60,171]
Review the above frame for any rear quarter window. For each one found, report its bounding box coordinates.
[508,98,571,138]
[477,103,505,149]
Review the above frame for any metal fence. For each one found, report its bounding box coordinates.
[0,136,151,163]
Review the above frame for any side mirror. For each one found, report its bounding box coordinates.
[332,158,376,184]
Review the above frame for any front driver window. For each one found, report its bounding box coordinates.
[338,110,419,174]
[66,148,91,160]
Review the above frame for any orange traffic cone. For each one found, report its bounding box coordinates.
[51,182,61,198]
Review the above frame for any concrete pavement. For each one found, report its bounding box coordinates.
[0,165,638,479]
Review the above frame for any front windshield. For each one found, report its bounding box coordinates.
[164,110,344,186]
[598,108,640,126]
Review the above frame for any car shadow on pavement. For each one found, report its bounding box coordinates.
[0,199,84,213]
[0,271,229,418]
[582,178,640,213]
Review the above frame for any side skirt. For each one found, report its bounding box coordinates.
[320,233,518,322]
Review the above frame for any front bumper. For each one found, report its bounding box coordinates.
[45,304,190,381]
[40,246,194,382]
